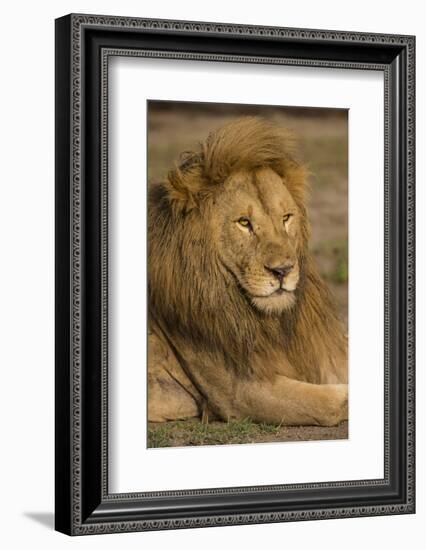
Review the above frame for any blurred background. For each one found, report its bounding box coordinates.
[148,100,348,326]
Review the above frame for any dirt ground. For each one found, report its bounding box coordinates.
[147,102,348,448]
[148,419,348,448]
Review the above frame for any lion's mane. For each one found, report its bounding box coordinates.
[148,117,346,383]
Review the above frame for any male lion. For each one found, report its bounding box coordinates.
[148,117,348,426]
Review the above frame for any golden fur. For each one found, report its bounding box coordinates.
[148,117,348,426]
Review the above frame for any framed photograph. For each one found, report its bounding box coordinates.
[55,14,415,535]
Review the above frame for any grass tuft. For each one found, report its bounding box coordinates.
[312,238,348,284]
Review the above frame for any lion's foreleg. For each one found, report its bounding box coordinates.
[210,375,348,427]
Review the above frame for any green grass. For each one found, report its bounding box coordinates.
[148,418,282,448]
[335,252,349,284]
[313,238,348,285]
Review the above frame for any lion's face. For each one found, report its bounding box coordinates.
[212,166,303,314]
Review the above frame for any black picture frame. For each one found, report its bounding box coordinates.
[55,13,415,535]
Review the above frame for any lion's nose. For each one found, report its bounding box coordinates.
[264,262,294,282]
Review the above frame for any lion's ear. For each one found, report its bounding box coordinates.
[165,154,208,213]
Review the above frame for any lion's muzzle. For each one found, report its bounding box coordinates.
[264,261,295,285]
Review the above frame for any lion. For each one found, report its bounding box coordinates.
[148,116,348,427]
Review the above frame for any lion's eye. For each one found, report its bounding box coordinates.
[237,217,252,230]
[283,213,293,224]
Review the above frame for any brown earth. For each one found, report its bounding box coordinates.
[148,419,349,448]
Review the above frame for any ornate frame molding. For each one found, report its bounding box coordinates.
[55,14,415,535]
